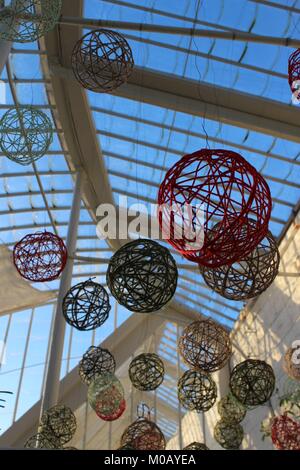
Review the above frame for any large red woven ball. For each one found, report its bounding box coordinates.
[13,231,67,282]
[158,149,271,268]
[288,49,300,102]
[271,415,300,450]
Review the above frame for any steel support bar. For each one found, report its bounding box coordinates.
[40,171,82,415]
[57,17,300,47]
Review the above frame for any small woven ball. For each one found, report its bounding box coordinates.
[214,419,244,450]
[230,359,275,407]
[271,414,300,450]
[63,280,111,331]
[0,107,53,165]
[183,442,209,450]
[158,148,271,268]
[88,373,125,422]
[13,231,67,282]
[288,49,300,102]
[120,418,166,450]
[129,353,165,391]
[201,229,280,301]
[178,370,217,413]
[0,0,62,43]
[106,239,178,313]
[283,347,300,381]
[79,346,116,385]
[40,405,77,446]
[217,393,246,424]
[24,432,60,449]
[179,319,232,373]
[72,29,134,93]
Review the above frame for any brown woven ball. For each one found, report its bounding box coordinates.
[120,418,166,450]
[217,393,246,424]
[214,419,244,450]
[24,432,60,449]
[178,370,217,412]
[179,319,232,373]
[129,353,164,391]
[183,442,209,450]
[283,347,300,381]
[40,405,76,446]
[79,346,116,386]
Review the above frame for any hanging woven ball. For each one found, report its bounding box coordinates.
[179,319,232,373]
[217,393,246,424]
[24,432,60,449]
[158,148,271,268]
[230,359,275,407]
[0,0,62,43]
[271,414,300,450]
[79,346,116,386]
[40,405,77,446]
[0,107,53,165]
[283,347,300,381]
[106,239,178,313]
[288,49,300,103]
[129,353,165,391]
[88,373,125,422]
[63,279,111,331]
[120,418,166,450]
[201,229,280,301]
[178,370,217,413]
[13,231,67,282]
[214,419,244,450]
[72,29,134,93]
[183,442,210,450]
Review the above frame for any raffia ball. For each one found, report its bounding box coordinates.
[129,353,165,391]
[120,418,166,450]
[79,346,116,386]
[179,319,232,373]
[88,373,125,421]
[271,414,300,450]
[217,393,246,424]
[40,405,77,446]
[178,369,217,413]
[214,419,244,450]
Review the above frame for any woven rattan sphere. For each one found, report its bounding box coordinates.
[40,405,77,446]
[0,107,53,165]
[158,149,271,268]
[183,442,210,450]
[0,0,62,43]
[178,370,217,413]
[88,373,125,422]
[129,353,165,391]
[201,229,280,301]
[63,280,111,331]
[217,393,246,424]
[79,346,116,386]
[106,239,178,313]
[283,347,300,381]
[120,418,166,450]
[288,49,300,102]
[13,231,67,282]
[72,29,134,93]
[24,432,60,449]
[271,415,300,450]
[179,319,232,373]
[230,359,275,407]
[214,419,244,450]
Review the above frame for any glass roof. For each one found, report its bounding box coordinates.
[0,0,299,445]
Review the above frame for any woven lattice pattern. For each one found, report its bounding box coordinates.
[0,0,62,42]
[230,359,275,407]
[179,320,232,373]
[217,393,246,424]
[158,149,271,268]
[79,346,116,386]
[288,49,300,101]
[283,347,300,381]
[183,442,209,450]
[129,353,165,391]
[178,370,217,412]
[13,231,67,282]
[106,239,178,313]
[0,107,53,165]
[88,373,125,422]
[63,280,111,331]
[24,432,60,449]
[201,229,280,301]
[214,419,244,450]
[120,418,166,450]
[271,415,300,450]
[72,29,134,93]
[40,405,77,446]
